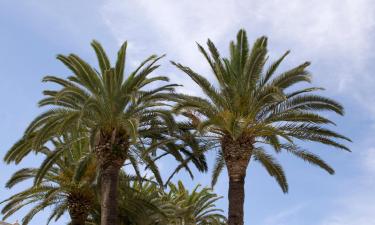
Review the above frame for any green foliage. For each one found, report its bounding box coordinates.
[4,40,208,188]
[112,179,226,225]
[1,139,97,225]
[162,181,226,225]
[4,40,175,164]
[172,29,351,192]
[2,142,226,225]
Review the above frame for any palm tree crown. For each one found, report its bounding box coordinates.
[1,139,97,225]
[8,40,176,165]
[162,181,226,225]
[172,29,351,225]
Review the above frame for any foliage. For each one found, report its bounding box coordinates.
[1,138,97,225]
[172,29,351,191]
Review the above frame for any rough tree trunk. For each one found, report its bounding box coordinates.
[94,130,129,225]
[221,134,254,225]
[100,162,122,225]
[69,212,88,225]
[67,192,92,225]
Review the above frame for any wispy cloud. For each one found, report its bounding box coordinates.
[363,147,375,174]
[258,144,375,225]
[263,203,307,225]
[318,146,375,225]
[101,0,375,84]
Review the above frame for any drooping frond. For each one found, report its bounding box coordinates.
[253,148,288,193]
[211,151,225,187]
[281,144,335,174]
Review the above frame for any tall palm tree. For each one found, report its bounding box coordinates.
[1,139,97,225]
[4,41,177,225]
[172,29,351,225]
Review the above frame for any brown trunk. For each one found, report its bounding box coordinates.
[94,130,129,225]
[69,214,87,225]
[222,134,253,225]
[100,163,122,225]
[67,193,92,225]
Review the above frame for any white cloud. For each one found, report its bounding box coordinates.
[263,203,307,225]
[317,133,375,225]
[320,199,375,225]
[363,147,375,173]
[260,145,375,225]
[101,1,374,76]
[318,177,375,224]
[101,0,375,109]
[101,0,242,94]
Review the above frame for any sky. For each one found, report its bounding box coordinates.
[0,0,375,224]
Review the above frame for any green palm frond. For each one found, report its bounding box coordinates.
[253,148,288,193]
[1,139,97,225]
[211,151,225,188]
[172,29,350,194]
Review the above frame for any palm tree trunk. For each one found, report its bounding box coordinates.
[95,132,129,225]
[228,174,246,225]
[101,163,122,225]
[70,215,87,225]
[222,134,253,225]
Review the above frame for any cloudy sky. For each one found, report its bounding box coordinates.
[1,1,375,224]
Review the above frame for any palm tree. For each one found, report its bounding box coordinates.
[162,181,226,225]
[4,41,178,225]
[1,139,97,225]
[117,176,169,225]
[87,174,167,225]
[3,140,196,225]
[172,29,351,225]
[116,179,226,225]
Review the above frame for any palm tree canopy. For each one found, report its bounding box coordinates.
[162,181,226,225]
[4,40,212,187]
[88,178,226,225]
[5,40,177,164]
[172,29,351,192]
[1,138,97,225]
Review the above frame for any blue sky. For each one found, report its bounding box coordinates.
[1,1,375,225]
